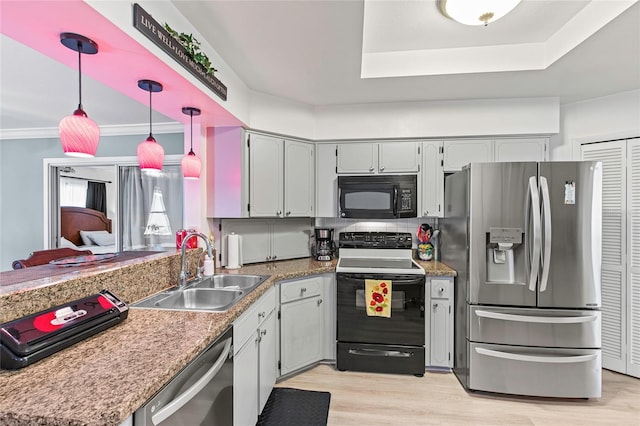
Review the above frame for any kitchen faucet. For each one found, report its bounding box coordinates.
[179,232,214,288]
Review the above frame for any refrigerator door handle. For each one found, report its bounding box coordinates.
[539,176,552,292]
[475,347,598,364]
[527,176,541,292]
[475,310,598,324]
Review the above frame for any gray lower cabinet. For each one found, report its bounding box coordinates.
[279,276,324,376]
[233,287,277,426]
[426,277,454,368]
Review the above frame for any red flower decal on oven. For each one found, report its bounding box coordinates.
[372,292,384,303]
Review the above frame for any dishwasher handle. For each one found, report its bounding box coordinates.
[151,337,232,425]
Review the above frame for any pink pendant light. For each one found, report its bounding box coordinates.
[181,107,202,180]
[58,33,100,157]
[137,79,164,172]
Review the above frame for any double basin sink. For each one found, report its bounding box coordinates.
[132,274,270,312]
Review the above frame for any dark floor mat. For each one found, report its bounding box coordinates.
[256,387,331,426]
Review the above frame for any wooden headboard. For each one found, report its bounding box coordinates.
[60,207,112,246]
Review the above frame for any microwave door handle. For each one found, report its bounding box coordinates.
[393,187,398,217]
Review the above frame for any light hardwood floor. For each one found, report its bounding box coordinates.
[277,365,640,425]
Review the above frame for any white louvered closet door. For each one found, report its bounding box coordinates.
[582,141,627,373]
[627,138,640,377]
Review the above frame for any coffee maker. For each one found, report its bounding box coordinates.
[313,228,335,261]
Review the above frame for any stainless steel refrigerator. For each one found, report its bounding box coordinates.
[441,161,602,398]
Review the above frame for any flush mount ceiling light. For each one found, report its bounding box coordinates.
[181,106,202,180]
[137,79,165,173]
[438,0,522,26]
[58,33,100,157]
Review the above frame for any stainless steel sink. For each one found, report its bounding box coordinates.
[191,274,269,291]
[132,274,270,312]
[133,288,243,311]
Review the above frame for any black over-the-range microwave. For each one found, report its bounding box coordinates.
[337,175,417,219]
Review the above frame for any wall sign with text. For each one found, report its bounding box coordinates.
[133,3,227,101]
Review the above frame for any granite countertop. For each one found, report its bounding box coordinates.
[0,255,455,426]
[414,259,457,276]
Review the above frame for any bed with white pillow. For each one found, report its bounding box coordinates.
[60,206,116,254]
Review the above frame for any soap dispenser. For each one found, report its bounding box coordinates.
[203,255,214,276]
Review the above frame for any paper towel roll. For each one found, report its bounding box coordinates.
[227,233,241,269]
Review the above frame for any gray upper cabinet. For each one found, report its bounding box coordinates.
[249,134,283,217]
[442,139,493,172]
[336,141,420,174]
[443,138,548,172]
[315,144,339,217]
[421,141,444,217]
[248,132,314,218]
[336,143,377,174]
[378,142,421,173]
[494,138,548,163]
[220,218,312,265]
[284,140,315,217]
[207,127,249,218]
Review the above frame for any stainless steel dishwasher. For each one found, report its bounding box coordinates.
[134,327,233,425]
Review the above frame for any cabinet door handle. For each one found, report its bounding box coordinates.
[317,298,323,306]
[301,287,307,293]
[424,211,429,216]
[272,255,277,260]
[260,329,267,337]
[258,312,265,319]
[369,167,374,172]
[380,166,385,171]
[286,211,291,216]
[276,210,282,216]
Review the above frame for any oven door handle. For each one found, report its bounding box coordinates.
[340,275,424,285]
[349,348,415,358]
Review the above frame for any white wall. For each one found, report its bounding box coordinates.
[249,92,315,140]
[551,89,640,160]
[313,97,559,140]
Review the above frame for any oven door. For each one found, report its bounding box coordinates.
[337,273,425,346]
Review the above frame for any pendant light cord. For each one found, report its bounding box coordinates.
[148,87,153,138]
[77,41,83,110]
[189,110,194,152]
